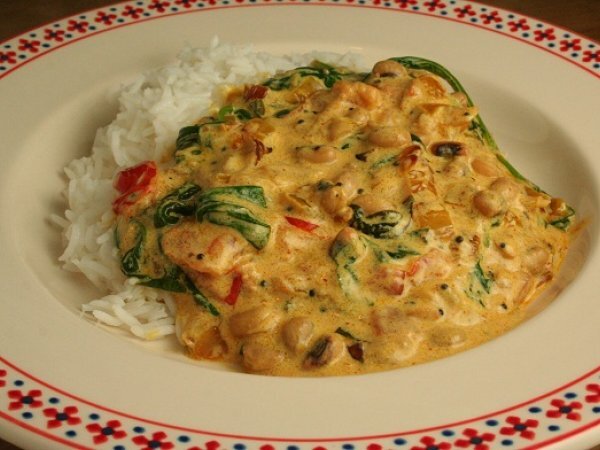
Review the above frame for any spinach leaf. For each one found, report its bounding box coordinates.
[349,205,406,239]
[195,186,270,249]
[549,205,576,231]
[361,235,419,263]
[262,61,360,91]
[121,220,146,276]
[386,245,420,259]
[176,125,201,151]
[473,261,493,294]
[199,185,267,207]
[138,265,187,293]
[154,183,201,228]
[495,154,528,183]
[182,275,220,317]
[330,230,370,304]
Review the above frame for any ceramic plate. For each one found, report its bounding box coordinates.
[1,1,599,449]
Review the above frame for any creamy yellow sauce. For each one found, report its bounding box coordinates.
[114,58,574,376]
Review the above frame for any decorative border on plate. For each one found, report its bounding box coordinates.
[1,0,600,448]
[0,0,599,80]
[1,357,600,449]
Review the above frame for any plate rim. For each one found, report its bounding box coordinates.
[1,1,600,449]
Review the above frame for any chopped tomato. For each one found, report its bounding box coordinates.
[112,161,157,214]
[223,272,243,305]
[244,85,268,100]
[285,216,319,232]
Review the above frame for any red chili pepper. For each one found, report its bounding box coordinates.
[112,161,157,214]
[285,216,319,232]
[244,85,268,100]
[223,272,243,305]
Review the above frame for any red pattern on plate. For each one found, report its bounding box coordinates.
[1,357,600,449]
[0,0,599,80]
[1,0,599,448]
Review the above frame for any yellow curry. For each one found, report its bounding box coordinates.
[113,57,575,376]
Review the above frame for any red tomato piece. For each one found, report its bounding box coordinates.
[112,161,157,214]
[284,216,319,232]
[114,161,157,193]
[244,85,268,100]
[223,272,243,305]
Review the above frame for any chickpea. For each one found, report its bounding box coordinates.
[368,127,411,148]
[371,59,408,78]
[242,336,284,373]
[229,306,280,337]
[299,145,338,164]
[282,317,314,353]
[473,190,506,217]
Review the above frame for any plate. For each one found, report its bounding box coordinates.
[1,1,599,449]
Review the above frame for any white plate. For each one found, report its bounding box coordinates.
[1,1,599,449]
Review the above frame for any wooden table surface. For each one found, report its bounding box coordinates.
[1,1,599,449]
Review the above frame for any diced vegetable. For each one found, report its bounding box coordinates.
[112,161,157,214]
[223,272,243,305]
[285,216,319,232]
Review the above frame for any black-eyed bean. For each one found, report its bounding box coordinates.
[371,60,408,78]
[321,186,348,216]
[428,326,466,348]
[241,336,284,372]
[282,317,314,353]
[299,145,338,164]
[473,189,506,217]
[229,306,280,337]
[471,157,500,177]
[303,334,346,368]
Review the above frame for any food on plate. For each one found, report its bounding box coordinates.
[56,42,575,376]
[108,54,575,375]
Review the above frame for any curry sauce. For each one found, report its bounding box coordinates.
[113,57,575,376]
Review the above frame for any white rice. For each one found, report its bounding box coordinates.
[56,37,364,341]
